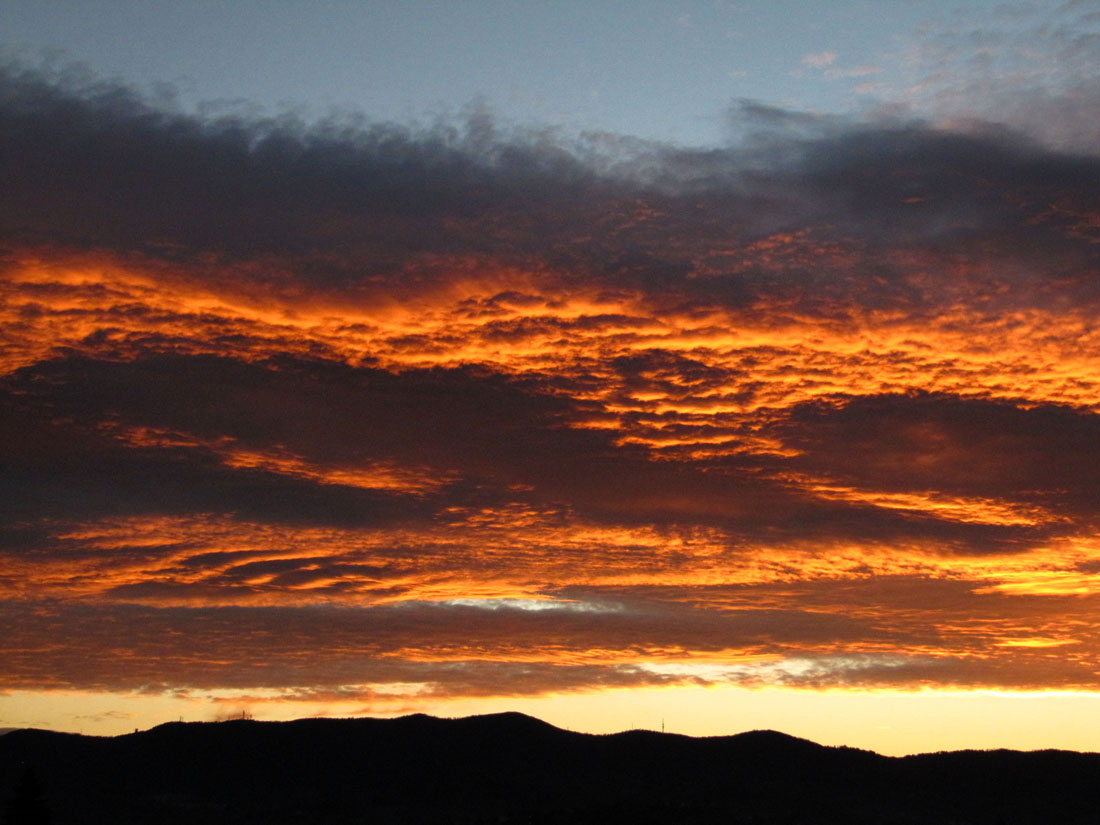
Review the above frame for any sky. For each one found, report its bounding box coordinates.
[3,0,1100,755]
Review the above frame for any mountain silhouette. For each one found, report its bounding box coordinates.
[1,712,1097,824]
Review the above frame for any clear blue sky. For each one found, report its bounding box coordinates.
[3,0,1092,146]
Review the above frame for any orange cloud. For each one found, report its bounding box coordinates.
[4,67,1100,713]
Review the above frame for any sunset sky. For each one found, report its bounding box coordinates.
[3,0,1100,755]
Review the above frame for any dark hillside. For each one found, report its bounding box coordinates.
[1,712,1097,824]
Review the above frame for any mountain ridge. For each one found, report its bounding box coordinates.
[2,711,1097,824]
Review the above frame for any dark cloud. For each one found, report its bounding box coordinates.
[772,391,1100,518]
[1,353,578,466]
[0,64,607,283]
[0,389,446,528]
[2,352,1053,555]
[2,64,1097,312]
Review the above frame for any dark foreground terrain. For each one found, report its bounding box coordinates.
[2,711,1099,824]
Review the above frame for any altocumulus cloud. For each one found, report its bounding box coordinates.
[3,63,1100,704]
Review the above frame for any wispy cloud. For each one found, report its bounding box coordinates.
[802,50,838,68]
[824,65,883,79]
[894,0,1100,152]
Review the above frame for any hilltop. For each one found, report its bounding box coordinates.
[1,712,1097,824]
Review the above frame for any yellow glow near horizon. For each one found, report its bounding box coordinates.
[7,686,1100,757]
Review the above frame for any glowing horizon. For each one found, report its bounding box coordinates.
[12,686,1100,759]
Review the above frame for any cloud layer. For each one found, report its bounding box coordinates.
[4,63,1100,706]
